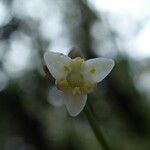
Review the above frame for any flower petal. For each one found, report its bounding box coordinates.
[64,92,87,116]
[44,51,72,80]
[48,86,64,107]
[83,58,115,83]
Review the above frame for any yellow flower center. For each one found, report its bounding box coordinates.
[57,58,97,95]
[66,72,83,87]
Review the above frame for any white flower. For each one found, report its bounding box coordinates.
[44,51,115,116]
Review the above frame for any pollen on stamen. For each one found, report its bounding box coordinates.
[64,64,71,72]
[89,66,96,74]
[57,79,69,91]
[73,57,85,67]
[72,87,81,95]
[83,82,95,93]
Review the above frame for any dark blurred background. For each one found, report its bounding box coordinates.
[0,0,150,150]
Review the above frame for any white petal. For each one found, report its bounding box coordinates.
[44,51,71,80]
[83,58,115,83]
[48,86,64,107]
[64,92,87,116]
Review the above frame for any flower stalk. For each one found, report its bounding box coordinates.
[84,103,112,150]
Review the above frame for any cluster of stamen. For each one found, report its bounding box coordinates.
[57,57,97,96]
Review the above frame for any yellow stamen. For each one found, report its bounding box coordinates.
[72,87,81,95]
[83,82,96,93]
[89,66,96,74]
[73,57,85,67]
[64,64,71,72]
[57,79,69,91]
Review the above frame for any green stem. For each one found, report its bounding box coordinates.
[84,103,112,150]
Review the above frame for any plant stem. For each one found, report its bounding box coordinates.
[84,103,112,150]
